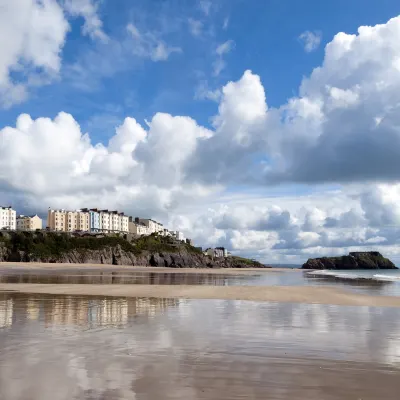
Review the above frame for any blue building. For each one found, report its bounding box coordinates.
[90,209,100,232]
[82,208,101,232]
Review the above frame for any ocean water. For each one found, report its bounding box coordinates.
[307,269,400,282]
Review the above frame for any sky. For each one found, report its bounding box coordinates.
[3,0,400,264]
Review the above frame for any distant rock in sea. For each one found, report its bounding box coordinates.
[301,251,397,270]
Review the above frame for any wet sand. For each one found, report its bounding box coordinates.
[0,262,288,274]
[2,282,400,306]
[1,294,400,399]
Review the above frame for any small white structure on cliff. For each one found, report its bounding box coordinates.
[205,247,228,258]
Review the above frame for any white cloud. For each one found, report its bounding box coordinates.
[213,40,235,76]
[216,40,235,56]
[64,0,108,41]
[223,17,230,30]
[265,16,400,184]
[299,30,322,52]
[0,0,69,107]
[126,23,182,61]
[4,15,400,263]
[194,81,221,102]
[199,0,212,16]
[188,18,203,37]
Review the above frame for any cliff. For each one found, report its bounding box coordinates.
[301,251,397,270]
[0,231,265,269]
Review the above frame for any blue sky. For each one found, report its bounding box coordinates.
[3,0,400,263]
[2,0,400,142]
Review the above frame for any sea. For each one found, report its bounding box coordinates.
[307,268,400,282]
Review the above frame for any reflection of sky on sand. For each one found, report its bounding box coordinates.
[1,294,400,399]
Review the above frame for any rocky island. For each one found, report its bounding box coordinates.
[0,231,264,269]
[302,251,397,270]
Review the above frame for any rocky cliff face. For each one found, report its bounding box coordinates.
[302,251,397,270]
[0,232,264,269]
[0,245,263,268]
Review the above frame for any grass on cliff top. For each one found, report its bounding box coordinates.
[0,231,201,259]
[231,256,264,267]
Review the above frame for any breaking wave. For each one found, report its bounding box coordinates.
[306,270,400,282]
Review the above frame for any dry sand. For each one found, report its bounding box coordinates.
[0,262,293,274]
[1,283,400,307]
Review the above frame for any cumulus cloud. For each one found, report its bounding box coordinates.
[266,16,400,184]
[0,0,69,107]
[3,14,400,262]
[64,0,108,41]
[299,30,322,52]
[127,23,182,61]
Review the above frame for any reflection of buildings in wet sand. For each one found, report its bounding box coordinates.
[43,296,181,327]
[0,299,13,328]
[26,299,40,321]
[90,299,128,326]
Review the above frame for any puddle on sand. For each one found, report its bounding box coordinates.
[0,270,260,285]
[0,292,400,399]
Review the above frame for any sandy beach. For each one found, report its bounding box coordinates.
[1,263,400,399]
[0,262,293,274]
[1,282,400,306]
[1,262,400,306]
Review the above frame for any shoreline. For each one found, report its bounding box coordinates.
[1,283,400,306]
[0,262,297,274]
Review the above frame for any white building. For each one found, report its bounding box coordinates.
[175,231,185,241]
[135,218,164,234]
[107,211,129,233]
[121,214,129,233]
[99,210,111,232]
[0,206,16,230]
[205,247,228,258]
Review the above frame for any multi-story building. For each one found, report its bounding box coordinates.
[98,210,128,233]
[16,215,43,231]
[135,218,164,234]
[0,206,16,230]
[47,207,129,234]
[99,210,111,233]
[81,208,100,233]
[90,210,101,232]
[175,231,185,241]
[110,211,121,232]
[76,211,90,232]
[205,247,227,258]
[65,211,78,232]
[128,217,149,235]
[47,209,66,231]
[121,214,129,233]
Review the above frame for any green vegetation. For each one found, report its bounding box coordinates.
[0,231,201,260]
[133,234,178,254]
[0,231,136,259]
[231,256,263,267]
[133,234,202,255]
